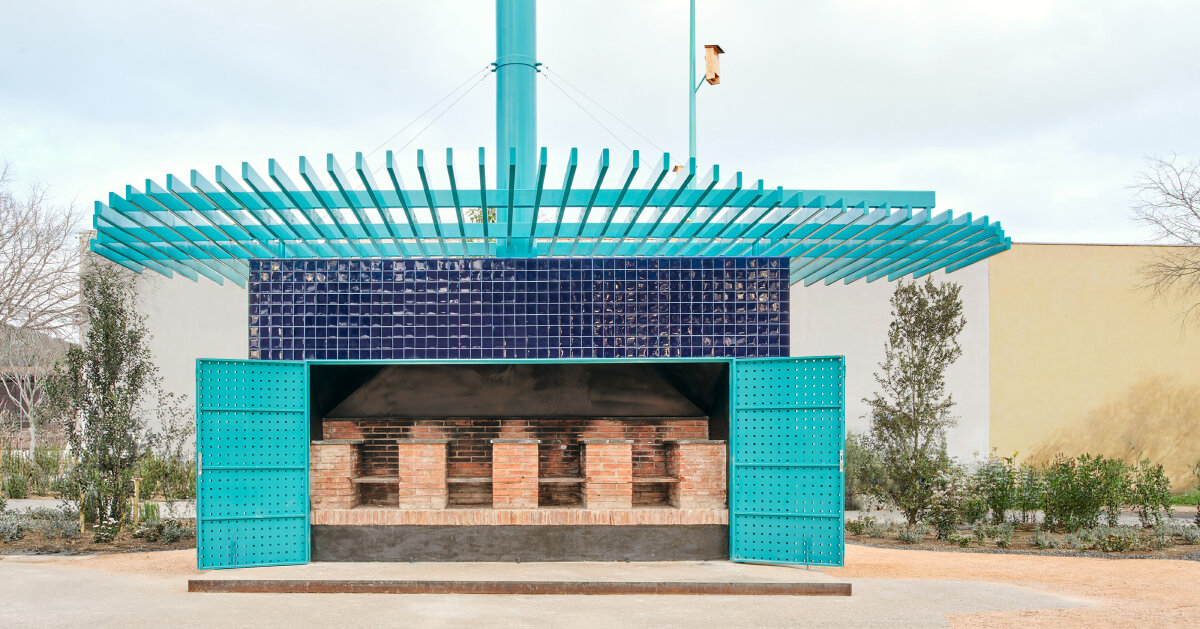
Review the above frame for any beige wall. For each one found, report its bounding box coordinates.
[989,243,1200,488]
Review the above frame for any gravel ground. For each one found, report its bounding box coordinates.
[1,544,1194,627]
[829,543,1200,627]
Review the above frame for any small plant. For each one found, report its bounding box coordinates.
[977,455,1016,525]
[1131,459,1172,528]
[0,512,25,541]
[132,518,194,544]
[845,515,871,536]
[1091,526,1138,552]
[926,468,966,540]
[1095,457,1131,527]
[35,516,78,539]
[1014,464,1044,523]
[1173,524,1200,545]
[990,523,1014,548]
[863,518,888,539]
[139,502,160,523]
[92,517,120,543]
[1193,461,1200,529]
[971,528,986,545]
[1032,528,1060,549]
[1145,525,1174,551]
[1043,454,1123,532]
[0,488,6,512]
[947,533,972,547]
[844,433,885,511]
[896,526,924,544]
[23,506,79,539]
[4,475,28,499]
[1062,533,1089,551]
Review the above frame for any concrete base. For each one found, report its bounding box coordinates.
[311,525,729,562]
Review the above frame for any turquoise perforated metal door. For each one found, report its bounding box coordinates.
[196,359,309,569]
[730,356,846,566]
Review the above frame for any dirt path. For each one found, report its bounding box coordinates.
[825,543,1200,627]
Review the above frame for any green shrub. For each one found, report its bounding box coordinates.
[139,502,160,523]
[948,533,973,547]
[994,524,1014,549]
[864,518,887,538]
[0,488,6,512]
[1014,464,1044,523]
[132,518,194,544]
[1130,459,1172,528]
[135,454,196,501]
[4,475,28,499]
[92,517,120,543]
[1193,461,1200,529]
[1145,525,1174,551]
[1167,523,1200,545]
[0,512,26,541]
[896,526,924,544]
[1062,533,1089,550]
[1091,526,1138,552]
[1043,455,1126,532]
[926,468,966,539]
[977,456,1016,525]
[34,516,78,539]
[1094,457,1131,527]
[1032,528,1060,549]
[844,433,885,511]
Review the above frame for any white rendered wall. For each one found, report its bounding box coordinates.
[790,262,991,463]
[135,269,247,407]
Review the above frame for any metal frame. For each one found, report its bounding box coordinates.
[91,149,1009,287]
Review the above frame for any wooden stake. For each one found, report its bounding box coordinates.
[132,477,142,525]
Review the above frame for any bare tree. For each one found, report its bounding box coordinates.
[0,326,70,451]
[1131,155,1200,320]
[0,164,82,450]
[0,163,81,336]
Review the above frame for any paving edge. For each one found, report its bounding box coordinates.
[187,579,852,596]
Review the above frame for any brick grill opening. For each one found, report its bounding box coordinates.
[312,423,727,518]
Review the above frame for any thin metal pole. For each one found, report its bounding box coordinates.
[689,0,697,173]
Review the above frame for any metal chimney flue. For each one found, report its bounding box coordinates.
[494,0,537,255]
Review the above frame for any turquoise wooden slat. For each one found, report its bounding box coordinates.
[196,359,309,569]
[730,356,845,567]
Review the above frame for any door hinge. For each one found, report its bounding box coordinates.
[197,452,202,477]
[839,449,844,473]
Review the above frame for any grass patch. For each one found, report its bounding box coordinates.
[1169,490,1200,506]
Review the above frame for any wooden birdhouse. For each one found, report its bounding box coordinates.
[704,44,724,85]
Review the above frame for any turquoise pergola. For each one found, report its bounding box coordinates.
[90,147,1008,288]
[88,0,1008,287]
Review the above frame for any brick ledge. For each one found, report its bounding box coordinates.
[312,507,728,526]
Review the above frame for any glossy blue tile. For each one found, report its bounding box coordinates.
[247,257,789,361]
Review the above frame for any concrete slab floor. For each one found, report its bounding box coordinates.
[0,550,1089,628]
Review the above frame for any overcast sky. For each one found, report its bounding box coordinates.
[3,0,1198,243]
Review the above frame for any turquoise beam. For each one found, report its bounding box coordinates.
[384,151,428,257]
[569,149,609,256]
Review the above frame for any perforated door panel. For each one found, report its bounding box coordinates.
[731,356,845,566]
[196,360,309,569]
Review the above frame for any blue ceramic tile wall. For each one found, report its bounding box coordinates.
[248,257,789,360]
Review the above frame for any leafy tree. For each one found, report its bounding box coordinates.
[48,264,155,523]
[865,277,966,524]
